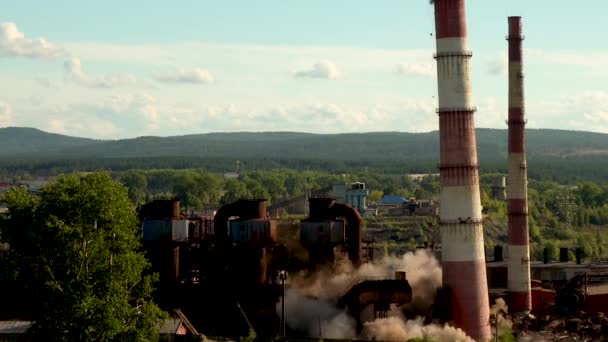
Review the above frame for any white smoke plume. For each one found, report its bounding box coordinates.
[289,249,442,307]
[282,289,356,339]
[362,317,474,342]
[279,250,475,341]
[490,297,513,339]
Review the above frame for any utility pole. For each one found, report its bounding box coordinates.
[304,177,311,217]
[279,270,288,338]
[318,315,322,339]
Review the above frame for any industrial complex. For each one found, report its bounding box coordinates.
[1,1,608,342]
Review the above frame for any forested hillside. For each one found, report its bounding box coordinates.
[1,127,607,182]
[2,127,607,160]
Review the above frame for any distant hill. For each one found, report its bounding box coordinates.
[0,127,606,161]
[0,127,101,156]
[0,127,607,182]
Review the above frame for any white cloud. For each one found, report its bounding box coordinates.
[42,94,159,138]
[45,115,121,139]
[17,95,438,138]
[0,101,13,127]
[563,91,608,133]
[154,68,215,84]
[34,76,60,88]
[9,36,608,137]
[526,90,608,133]
[64,41,431,70]
[396,62,435,78]
[526,48,608,78]
[476,97,506,129]
[64,58,87,81]
[64,57,138,88]
[0,22,66,59]
[486,56,507,76]
[97,93,162,131]
[295,60,340,79]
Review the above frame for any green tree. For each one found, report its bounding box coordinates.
[120,170,148,204]
[2,172,166,341]
[369,190,383,202]
[173,173,203,209]
[221,178,250,204]
[172,171,222,209]
[242,176,270,202]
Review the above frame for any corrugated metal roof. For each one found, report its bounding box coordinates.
[381,195,406,204]
[0,321,31,334]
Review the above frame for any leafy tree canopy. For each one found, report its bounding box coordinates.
[2,172,166,341]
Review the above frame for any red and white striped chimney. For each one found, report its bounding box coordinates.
[432,1,491,340]
[507,16,532,314]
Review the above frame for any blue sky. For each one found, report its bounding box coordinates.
[1,1,607,138]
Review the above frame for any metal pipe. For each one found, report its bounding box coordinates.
[432,1,491,340]
[506,16,532,314]
[279,270,287,338]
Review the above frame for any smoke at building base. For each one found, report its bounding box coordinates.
[278,250,475,341]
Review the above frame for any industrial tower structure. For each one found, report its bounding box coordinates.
[507,16,532,313]
[432,0,491,340]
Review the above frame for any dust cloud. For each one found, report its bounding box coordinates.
[362,316,474,342]
[279,249,475,341]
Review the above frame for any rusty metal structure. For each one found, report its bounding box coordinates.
[139,198,181,220]
[556,274,608,316]
[139,199,186,289]
[300,198,362,266]
[507,16,532,314]
[339,271,412,331]
[213,199,268,241]
[432,0,491,340]
[139,198,282,338]
[202,199,279,335]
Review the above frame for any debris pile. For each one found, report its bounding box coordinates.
[513,311,608,341]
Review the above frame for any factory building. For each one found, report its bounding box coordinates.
[488,246,608,315]
[331,182,370,215]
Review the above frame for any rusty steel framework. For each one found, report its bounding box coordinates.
[507,16,532,314]
[300,197,362,266]
[432,0,491,340]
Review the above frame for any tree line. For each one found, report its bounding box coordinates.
[2,154,608,184]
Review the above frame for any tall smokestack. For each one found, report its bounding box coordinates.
[432,1,491,340]
[507,16,532,314]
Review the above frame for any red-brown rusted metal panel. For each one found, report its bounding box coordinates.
[584,293,608,314]
[308,197,336,219]
[331,202,362,265]
[510,291,532,312]
[139,198,181,220]
[301,199,362,265]
[434,0,467,39]
[213,199,268,241]
[531,288,555,313]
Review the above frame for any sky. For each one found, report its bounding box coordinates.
[1,0,607,139]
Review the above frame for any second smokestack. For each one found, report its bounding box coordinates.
[506,16,532,314]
